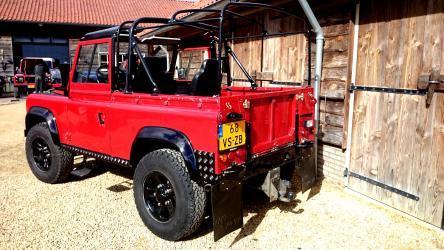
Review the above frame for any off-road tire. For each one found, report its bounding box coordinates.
[25,122,74,183]
[134,149,206,241]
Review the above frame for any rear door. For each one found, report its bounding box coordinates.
[348,0,444,227]
[247,89,315,155]
[66,39,112,153]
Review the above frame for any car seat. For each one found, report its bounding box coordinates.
[190,59,220,96]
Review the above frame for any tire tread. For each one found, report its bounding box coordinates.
[26,122,73,183]
[136,148,206,240]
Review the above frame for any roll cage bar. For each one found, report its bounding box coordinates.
[112,1,310,94]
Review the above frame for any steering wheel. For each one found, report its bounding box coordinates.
[96,64,108,83]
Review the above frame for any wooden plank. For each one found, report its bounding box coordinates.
[311,51,348,68]
[342,16,356,148]
[321,113,344,127]
[431,94,444,226]
[421,0,444,226]
[320,100,344,116]
[305,67,348,83]
[320,80,346,99]
[370,0,388,203]
[314,35,349,52]
[320,124,343,146]
[322,23,350,37]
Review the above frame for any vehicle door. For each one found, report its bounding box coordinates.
[66,38,112,153]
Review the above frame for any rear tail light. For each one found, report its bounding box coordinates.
[304,119,314,128]
[219,154,228,163]
[298,114,315,144]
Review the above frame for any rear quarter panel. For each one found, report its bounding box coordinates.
[26,93,69,141]
[109,93,220,160]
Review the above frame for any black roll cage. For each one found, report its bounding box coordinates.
[114,1,309,94]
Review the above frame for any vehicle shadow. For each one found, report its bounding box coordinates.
[67,159,323,243]
[228,188,305,246]
[307,177,323,200]
[183,182,312,243]
[68,157,134,185]
[227,176,324,246]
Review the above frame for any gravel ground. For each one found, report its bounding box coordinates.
[0,94,21,105]
[0,101,443,249]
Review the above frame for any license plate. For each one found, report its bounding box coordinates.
[28,84,35,88]
[218,121,246,151]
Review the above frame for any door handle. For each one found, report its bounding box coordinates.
[98,112,105,125]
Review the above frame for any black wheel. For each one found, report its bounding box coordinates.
[134,149,206,241]
[25,122,74,183]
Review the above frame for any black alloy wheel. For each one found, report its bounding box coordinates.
[31,137,52,171]
[134,149,206,241]
[144,171,176,222]
[25,122,74,183]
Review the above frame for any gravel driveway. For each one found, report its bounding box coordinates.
[0,101,443,249]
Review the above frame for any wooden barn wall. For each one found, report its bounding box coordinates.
[0,35,14,77]
[348,0,444,227]
[69,39,79,66]
[230,2,353,147]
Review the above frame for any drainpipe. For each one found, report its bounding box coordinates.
[297,0,324,179]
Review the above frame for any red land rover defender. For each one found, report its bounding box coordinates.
[24,3,319,241]
[14,57,59,97]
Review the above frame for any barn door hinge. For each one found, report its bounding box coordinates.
[349,85,427,95]
[344,169,420,201]
[418,69,444,107]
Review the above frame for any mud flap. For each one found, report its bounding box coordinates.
[211,179,243,241]
[296,146,316,192]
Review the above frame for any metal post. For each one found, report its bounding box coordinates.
[297,0,324,180]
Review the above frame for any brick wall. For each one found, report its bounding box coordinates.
[318,144,345,185]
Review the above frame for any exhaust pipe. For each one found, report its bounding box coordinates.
[297,0,324,179]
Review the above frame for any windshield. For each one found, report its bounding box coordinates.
[21,59,52,75]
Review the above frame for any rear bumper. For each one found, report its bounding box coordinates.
[219,142,315,181]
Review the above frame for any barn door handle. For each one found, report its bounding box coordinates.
[98,112,105,125]
[418,69,444,107]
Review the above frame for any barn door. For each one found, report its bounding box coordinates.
[348,0,444,227]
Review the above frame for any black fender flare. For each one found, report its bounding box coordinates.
[131,127,197,171]
[25,107,60,145]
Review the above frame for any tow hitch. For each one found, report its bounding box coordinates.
[260,167,296,202]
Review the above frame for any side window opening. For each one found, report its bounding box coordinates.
[175,49,209,81]
[114,40,215,96]
[73,43,109,83]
